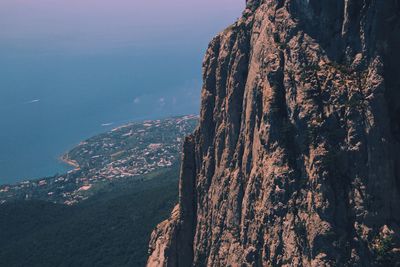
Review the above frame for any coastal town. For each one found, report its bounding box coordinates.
[0,115,198,205]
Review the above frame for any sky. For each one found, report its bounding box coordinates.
[0,0,244,54]
[0,0,245,184]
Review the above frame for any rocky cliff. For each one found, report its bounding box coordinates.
[147,0,400,266]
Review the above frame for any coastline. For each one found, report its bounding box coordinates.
[60,154,80,170]
[1,114,199,186]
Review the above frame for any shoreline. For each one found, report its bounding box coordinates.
[2,114,198,186]
[60,154,80,170]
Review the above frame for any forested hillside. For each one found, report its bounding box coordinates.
[0,167,179,267]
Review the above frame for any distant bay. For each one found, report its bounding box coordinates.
[0,48,203,184]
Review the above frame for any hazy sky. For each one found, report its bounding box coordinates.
[0,0,244,54]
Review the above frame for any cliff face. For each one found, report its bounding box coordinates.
[147,0,400,266]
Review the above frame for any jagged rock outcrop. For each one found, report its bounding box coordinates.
[147,0,400,266]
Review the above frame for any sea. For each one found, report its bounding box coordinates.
[0,1,244,185]
[0,48,203,184]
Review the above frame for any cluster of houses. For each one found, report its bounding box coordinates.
[0,115,198,205]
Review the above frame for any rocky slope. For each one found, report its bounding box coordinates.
[147,0,400,266]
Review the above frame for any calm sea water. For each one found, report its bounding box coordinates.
[0,1,244,184]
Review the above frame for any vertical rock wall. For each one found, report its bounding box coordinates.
[147,1,400,266]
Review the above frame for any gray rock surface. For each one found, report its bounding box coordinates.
[147,1,400,266]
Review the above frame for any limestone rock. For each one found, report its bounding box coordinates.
[147,1,400,266]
